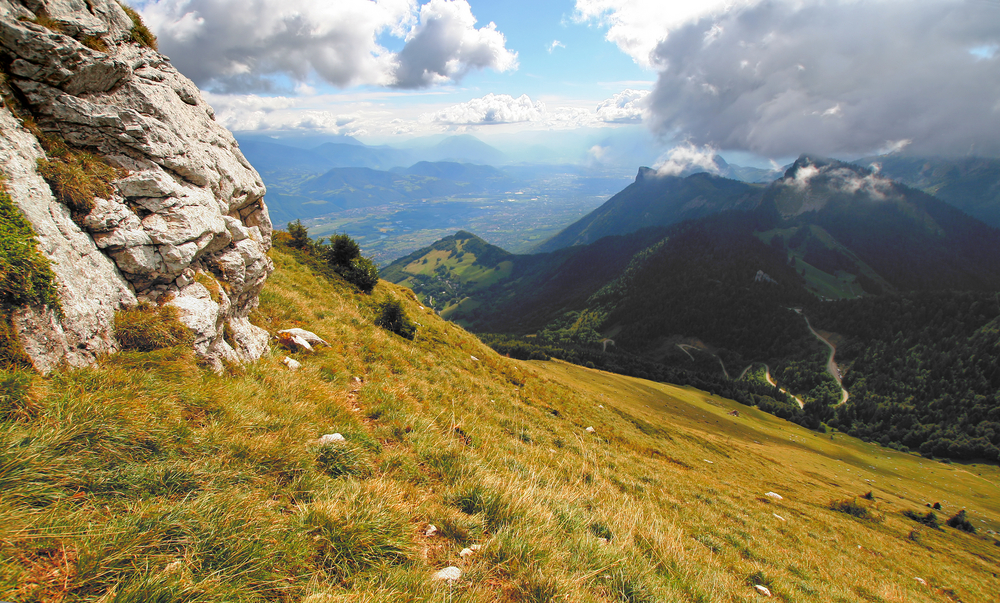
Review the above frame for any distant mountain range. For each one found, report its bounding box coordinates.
[386,154,1000,340]
[859,155,1000,229]
[238,134,508,176]
[253,161,519,226]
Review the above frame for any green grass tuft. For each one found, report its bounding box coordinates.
[119,2,158,50]
[0,178,61,368]
[36,153,121,219]
[0,180,60,312]
[114,303,193,352]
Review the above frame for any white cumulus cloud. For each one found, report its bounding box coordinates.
[595,89,649,123]
[141,0,516,92]
[653,143,721,176]
[574,0,753,67]
[424,93,545,125]
[393,0,518,88]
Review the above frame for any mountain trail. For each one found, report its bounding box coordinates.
[762,364,805,409]
[794,309,850,405]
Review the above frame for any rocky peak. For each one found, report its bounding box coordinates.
[0,0,273,372]
[766,154,901,217]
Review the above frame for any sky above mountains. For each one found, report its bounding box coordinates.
[137,0,1000,164]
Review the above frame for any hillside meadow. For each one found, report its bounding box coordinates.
[1,246,998,602]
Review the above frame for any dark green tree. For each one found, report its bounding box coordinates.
[374,299,416,340]
[287,220,311,250]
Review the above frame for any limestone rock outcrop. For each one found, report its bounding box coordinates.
[0,0,273,371]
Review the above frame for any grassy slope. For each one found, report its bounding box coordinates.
[2,248,998,602]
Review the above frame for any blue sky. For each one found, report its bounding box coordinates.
[139,0,1000,166]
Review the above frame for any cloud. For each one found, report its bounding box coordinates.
[652,143,721,176]
[424,93,545,125]
[392,0,518,88]
[595,89,649,123]
[616,0,1000,157]
[548,40,565,53]
[423,90,651,129]
[205,89,650,136]
[203,92,417,136]
[575,0,751,67]
[141,0,516,92]
[784,161,896,200]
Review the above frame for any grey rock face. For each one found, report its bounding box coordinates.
[0,0,273,372]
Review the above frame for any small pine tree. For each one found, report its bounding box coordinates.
[374,299,416,340]
[287,220,311,250]
[946,509,975,533]
[327,234,361,267]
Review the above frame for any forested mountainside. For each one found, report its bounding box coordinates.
[386,157,1000,460]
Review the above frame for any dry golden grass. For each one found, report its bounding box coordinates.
[1,246,997,602]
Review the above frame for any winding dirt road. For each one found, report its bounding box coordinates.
[677,344,730,379]
[795,309,850,405]
[762,364,805,409]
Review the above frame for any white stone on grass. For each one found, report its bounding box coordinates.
[765,492,783,500]
[318,433,345,445]
[459,547,474,558]
[282,356,301,370]
[754,584,772,596]
[425,525,438,537]
[432,566,462,583]
[585,426,595,433]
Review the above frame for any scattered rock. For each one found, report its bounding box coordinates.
[279,332,314,352]
[915,577,927,585]
[585,426,596,433]
[432,566,461,583]
[754,270,778,285]
[728,409,740,417]
[773,513,785,521]
[704,459,714,464]
[318,433,345,445]
[754,584,772,597]
[765,492,783,500]
[425,525,438,537]
[459,547,474,558]
[470,544,481,551]
[278,328,331,348]
[470,355,478,361]
[282,356,301,370]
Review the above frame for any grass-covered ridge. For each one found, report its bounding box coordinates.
[2,246,998,601]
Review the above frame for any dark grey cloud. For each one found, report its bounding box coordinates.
[646,0,1000,157]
